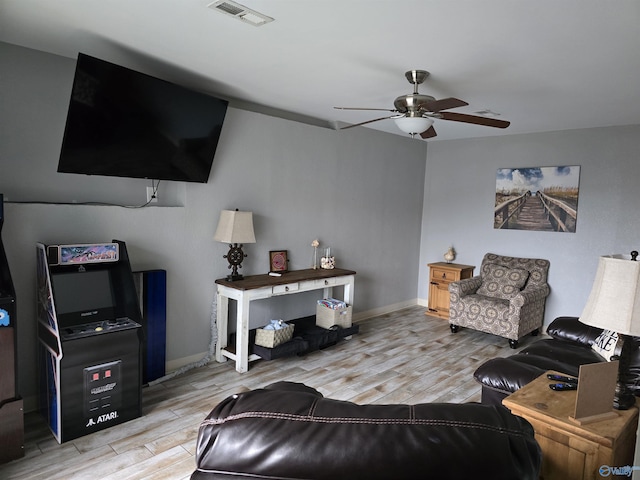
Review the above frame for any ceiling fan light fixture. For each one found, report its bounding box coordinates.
[394,116,433,135]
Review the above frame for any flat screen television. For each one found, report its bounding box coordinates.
[51,268,116,327]
[57,53,228,183]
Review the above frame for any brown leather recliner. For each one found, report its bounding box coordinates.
[191,381,541,480]
[474,316,640,405]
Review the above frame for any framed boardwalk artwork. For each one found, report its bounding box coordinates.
[494,166,580,232]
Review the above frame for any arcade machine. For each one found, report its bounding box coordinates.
[0,194,24,463]
[36,240,143,443]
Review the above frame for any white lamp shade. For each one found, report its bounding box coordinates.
[394,116,434,135]
[580,255,640,335]
[213,210,256,244]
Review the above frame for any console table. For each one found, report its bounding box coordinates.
[215,268,356,373]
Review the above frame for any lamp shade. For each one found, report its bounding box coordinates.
[394,116,434,135]
[213,210,256,244]
[580,255,640,336]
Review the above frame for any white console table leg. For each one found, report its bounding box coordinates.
[215,292,229,363]
[235,296,251,373]
[343,276,355,305]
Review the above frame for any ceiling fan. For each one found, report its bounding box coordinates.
[334,70,510,139]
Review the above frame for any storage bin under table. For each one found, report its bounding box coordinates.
[316,303,352,328]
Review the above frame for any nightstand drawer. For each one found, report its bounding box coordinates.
[430,268,457,282]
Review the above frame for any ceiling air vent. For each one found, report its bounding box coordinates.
[208,0,274,26]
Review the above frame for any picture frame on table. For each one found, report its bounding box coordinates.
[269,250,289,274]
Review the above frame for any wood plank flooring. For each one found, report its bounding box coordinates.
[0,306,532,479]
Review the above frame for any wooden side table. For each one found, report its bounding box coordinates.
[502,371,638,480]
[426,262,474,320]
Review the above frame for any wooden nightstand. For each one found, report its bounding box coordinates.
[426,262,474,320]
[502,371,638,480]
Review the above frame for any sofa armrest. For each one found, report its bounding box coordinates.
[449,276,482,297]
[510,284,550,307]
[546,316,603,347]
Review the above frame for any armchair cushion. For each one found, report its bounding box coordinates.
[476,263,530,300]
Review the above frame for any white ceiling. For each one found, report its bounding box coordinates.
[1,0,639,141]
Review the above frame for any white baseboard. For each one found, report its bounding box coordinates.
[166,351,211,373]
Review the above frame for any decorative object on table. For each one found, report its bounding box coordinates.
[255,320,294,348]
[213,209,256,281]
[311,239,320,269]
[443,246,456,263]
[579,251,640,410]
[320,247,335,269]
[494,165,580,232]
[269,250,288,274]
[569,361,619,425]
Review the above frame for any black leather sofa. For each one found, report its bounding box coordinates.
[191,381,541,480]
[474,316,640,405]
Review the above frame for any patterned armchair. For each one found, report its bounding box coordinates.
[448,253,550,348]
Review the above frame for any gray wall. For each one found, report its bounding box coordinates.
[0,43,427,404]
[4,41,640,411]
[418,125,640,323]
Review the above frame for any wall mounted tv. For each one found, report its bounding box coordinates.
[57,53,228,183]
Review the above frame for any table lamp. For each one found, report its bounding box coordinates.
[579,251,640,410]
[214,209,256,281]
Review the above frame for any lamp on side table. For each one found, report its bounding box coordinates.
[580,251,640,410]
[214,209,256,281]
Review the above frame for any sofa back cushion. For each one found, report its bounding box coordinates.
[477,263,530,299]
[192,381,541,480]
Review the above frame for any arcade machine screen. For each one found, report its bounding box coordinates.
[51,269,115,326]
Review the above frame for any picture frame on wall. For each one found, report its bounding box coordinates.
[269,250,289,273]
[494,165,580,233]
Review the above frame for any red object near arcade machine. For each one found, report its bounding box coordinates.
[0,194,24,463]
[37,239,143,443]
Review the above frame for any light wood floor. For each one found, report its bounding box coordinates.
[0,306,531,480]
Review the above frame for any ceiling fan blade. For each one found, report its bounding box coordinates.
[420,125,437,139]
[334,107,398,112]
[339,115,397,130]
[439,111,510,128]
[422,97,468,112]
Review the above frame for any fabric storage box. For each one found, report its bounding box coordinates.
[255,323,294,348]
[316,303,352,328]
